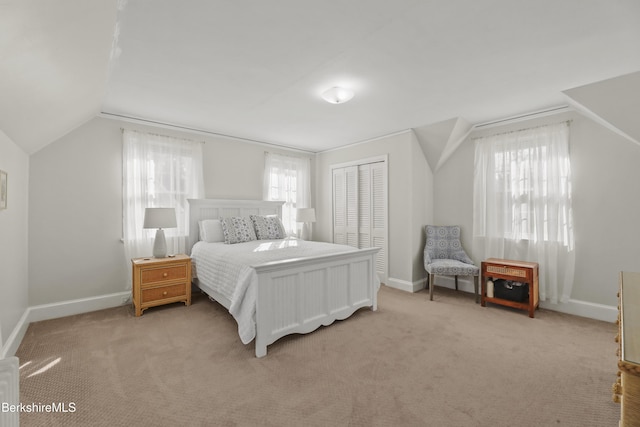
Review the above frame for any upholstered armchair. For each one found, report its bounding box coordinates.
[423,225,479,302]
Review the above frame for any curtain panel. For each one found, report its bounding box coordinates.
[123,130,204,276]
[263,152,311,237]
[472,122,575,303]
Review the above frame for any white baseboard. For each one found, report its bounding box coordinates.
[539,299,617,323]
[385,277,427,293]
[0,310,30,360]
[1,291,130,358]
[389,275,617,323]
[27,291,130,323]
[1,281,618,359]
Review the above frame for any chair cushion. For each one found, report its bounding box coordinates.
[425,259,479,276]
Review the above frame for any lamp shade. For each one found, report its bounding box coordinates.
[296,208,316,223]
[321,87,354,104]
[143,208,177,229]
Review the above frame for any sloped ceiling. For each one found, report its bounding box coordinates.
[563,71,640,146]
[0,0,118,154]
[2,0,640,154]
[414,118,472,172]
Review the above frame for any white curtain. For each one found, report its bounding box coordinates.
[263,152,311,237]
[123,130,205,270]
[473,122,575,303]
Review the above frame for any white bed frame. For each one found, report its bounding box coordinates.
[187,199,380,357]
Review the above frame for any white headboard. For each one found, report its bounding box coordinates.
[187,199,284,254]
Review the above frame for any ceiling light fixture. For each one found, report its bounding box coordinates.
[321,87,354,104]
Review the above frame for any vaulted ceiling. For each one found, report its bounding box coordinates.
[2,0,640,155]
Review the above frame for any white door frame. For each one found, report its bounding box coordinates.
[330,155,388,284]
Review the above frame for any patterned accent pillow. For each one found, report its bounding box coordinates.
[220,216,257,244]
[250,215,286,240]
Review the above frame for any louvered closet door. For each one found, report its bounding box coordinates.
[333,161,387,282]
[370,162,387,280]
[333,166,359,247]
[358,164,371,249]
[332,168,346,245]
[345,166,359,248]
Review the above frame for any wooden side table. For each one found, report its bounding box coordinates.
[132,254,192,316]
[481,258,539,318]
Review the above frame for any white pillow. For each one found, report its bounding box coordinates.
[199,219,225,243]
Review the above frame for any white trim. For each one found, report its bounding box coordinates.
[0,283,617,359]
[0,310,29,360]
[329,154,389,171]
[319,129,412,154]
[385,277,428,293]
[434,276,616,322]
[27,291,131,323]
[0,291,130,358]
[99,112,316,154]
[539,299,617,323]
[473,105,572,129]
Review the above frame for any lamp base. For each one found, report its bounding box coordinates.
[153,228,168,258]
[301,222,313,241]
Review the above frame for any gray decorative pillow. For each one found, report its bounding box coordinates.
[250,215,286,240]
[220,216,257,244]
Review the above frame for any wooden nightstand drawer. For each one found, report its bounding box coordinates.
[485,264,527,279]
[140,265,188,285]
[141,283,187,303]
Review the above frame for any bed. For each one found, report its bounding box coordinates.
[187,198,380,357]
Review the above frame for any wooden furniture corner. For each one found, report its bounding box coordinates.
[132,254,192,317]
[615,271,640,426]
[481,258,539,318]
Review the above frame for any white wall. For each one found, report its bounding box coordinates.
[410,131,434,283]
[28,116,314,305]
[0,130,29,353]
[315,130,434,291]
[435,111,640,311]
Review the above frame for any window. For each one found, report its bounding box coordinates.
[473,121,574,303]
[263,153,311,236]
[123,130,204,266]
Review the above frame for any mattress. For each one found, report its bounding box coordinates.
[191,238,358,344]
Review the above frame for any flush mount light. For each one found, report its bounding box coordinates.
[321,87,354,104]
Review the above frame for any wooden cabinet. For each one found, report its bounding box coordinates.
[132,255,191,317]
[481,258,539,318]
[615,272,640,426]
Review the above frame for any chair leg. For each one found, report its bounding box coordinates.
[429,273,434,301]
[474,275,479,304]
[455,275,458,291]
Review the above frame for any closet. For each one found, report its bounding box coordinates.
[332,159,387,282]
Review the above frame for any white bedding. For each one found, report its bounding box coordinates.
[191,238,358,344]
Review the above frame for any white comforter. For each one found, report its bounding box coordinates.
[191,238,358,344]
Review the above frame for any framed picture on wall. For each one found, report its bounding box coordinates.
[0,170,7,210]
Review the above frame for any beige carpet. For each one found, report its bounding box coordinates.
[16,285,619,426]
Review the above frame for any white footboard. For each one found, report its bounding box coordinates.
[253,247,380,357]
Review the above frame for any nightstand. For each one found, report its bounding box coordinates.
[131,254,192,316]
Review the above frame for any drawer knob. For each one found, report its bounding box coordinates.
[163,291,168,296]
[163,273,168,277]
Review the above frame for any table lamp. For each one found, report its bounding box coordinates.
[296,208,316,240]
[143,207,177,258]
